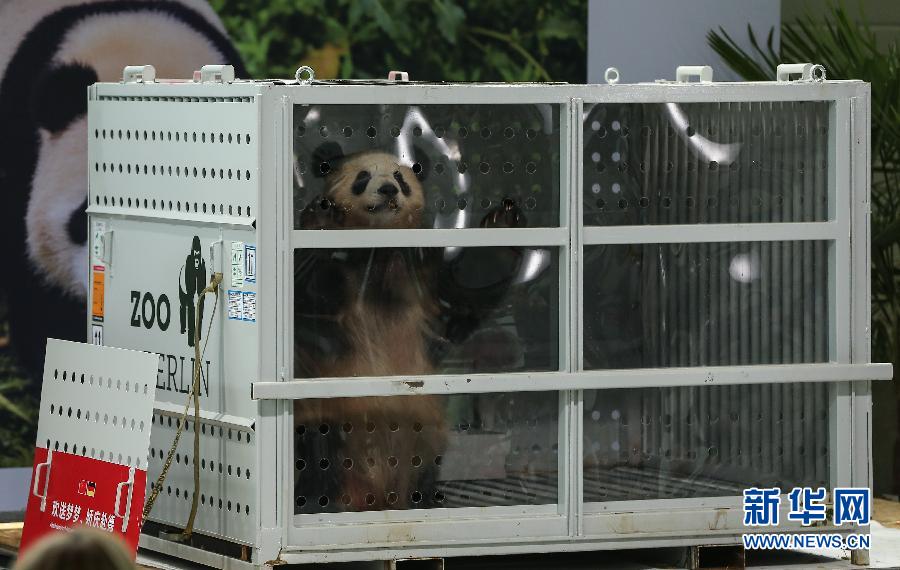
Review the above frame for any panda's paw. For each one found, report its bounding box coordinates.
[480,198,526,229]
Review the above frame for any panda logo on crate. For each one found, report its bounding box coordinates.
[178,236,206,348]
[0,0,245,387]
[294,142,528,513]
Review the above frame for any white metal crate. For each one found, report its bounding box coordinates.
[86,65,891,568]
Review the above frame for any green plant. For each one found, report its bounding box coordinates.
[709,3,900,491]
[207,0,586,82]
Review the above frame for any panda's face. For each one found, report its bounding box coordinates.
[325,152,425,229]
[24,8,236,298]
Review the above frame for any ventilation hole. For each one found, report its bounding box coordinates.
[366,421,376,433]
[296,496,306,507]
[479,162,491,174]
[343,458,353,469]
[388,456,398,467]
[365,494,376,506]
[411,456,422,467]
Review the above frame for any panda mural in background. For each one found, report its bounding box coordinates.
[0,0,246,388]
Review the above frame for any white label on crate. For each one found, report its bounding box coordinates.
[227,290,243,320]
[231,241,244,286]
[244,245,256,284]
[242,292,256,322]
[91,324,103,346]
[91,221,106,266]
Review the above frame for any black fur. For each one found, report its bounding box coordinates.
[67,198,88,245]
[351,170,370,195]
[0,1,246,387]
[311,141,344,177]
[31,63,98,133]
[393,171,411,196]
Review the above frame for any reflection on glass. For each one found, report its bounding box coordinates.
[583,241,829,369]
[583,102,830,225]
[294,104,561,229]
[295,247,559,378]
[583,383,830,501]
[294,392,559,513]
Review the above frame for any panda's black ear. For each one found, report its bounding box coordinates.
[311,141,344,177]
[412,144,431,182]
[31,63,98,133]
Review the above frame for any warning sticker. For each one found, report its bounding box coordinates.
[231,242,245,286]
[242,292,256,322]
[91,270,105,322]
[91,221,106,266]
[227,290,243,320]
[91,324,103,346]
[243,245,256,284]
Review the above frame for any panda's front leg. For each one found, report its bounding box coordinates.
[479,198,526,229]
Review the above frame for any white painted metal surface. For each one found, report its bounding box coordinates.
[36,339,159,471]
[84,69,884,568]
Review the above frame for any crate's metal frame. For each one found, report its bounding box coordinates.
[86,78,889,567]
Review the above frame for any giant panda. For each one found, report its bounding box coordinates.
[0,0,246,386]
[293,144,528,513]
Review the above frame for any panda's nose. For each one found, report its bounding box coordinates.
[67,198,88,245]
[377,184,398,197]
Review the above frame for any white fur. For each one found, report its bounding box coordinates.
[27,117,89,297]
[0,0,225,81]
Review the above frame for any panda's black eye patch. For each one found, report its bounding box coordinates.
[351,171,371,195]
[394,171,412,196]
[31,63,98,133]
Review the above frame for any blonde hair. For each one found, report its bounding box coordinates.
[14,527,135,570]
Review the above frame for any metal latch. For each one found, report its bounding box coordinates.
[388,70,410,82]
[675,65,714,83]
[196,64,235,83]
[122,65,156,84]
[777,63,826,83]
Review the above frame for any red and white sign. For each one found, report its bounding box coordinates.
[21,447,147,556]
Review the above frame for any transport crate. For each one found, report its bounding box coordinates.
[85,63,891,568]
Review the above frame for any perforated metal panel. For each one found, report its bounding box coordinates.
[88,97,259,221]
[145,411,256,544]
[36,339,159,470]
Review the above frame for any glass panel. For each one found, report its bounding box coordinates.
[295,247,559,377]
[294,104,561,229]
[583,102,830,225]
[583,383,830,501]
[294,392,559,513]
[583,241,829,369]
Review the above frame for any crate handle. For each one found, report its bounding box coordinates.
[114,467,135,533]
[31,450,53,512]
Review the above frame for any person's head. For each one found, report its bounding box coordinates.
[14,527,135,570]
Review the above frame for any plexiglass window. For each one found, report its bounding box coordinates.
[583,241,829,369]
[583,102,830,226]
[293,104,561,229]
[294,392,559,513]
[583,382,830,501]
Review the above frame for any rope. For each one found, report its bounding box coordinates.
[142,272,223,538]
